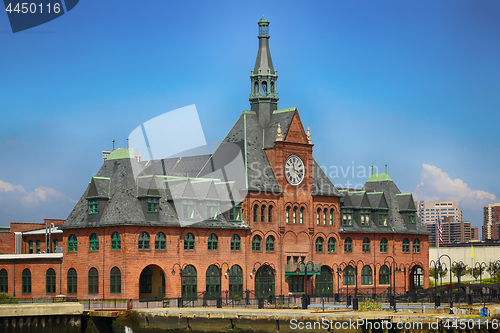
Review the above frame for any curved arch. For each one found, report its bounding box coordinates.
[230,234,241,251]
[206,265,221,300]
[327,237,336,253]
[410,265,424,291]
[111,232,121,250]
[88,267,99,294]
[67,268,77,295]
[0,269,7,293]
[362,237,371,253]
[380,238,388,253]
[343,265,355,286]
[361,265,372,285]
[46,268,56,294]
[229,265,243,298]
[252,235,262,252]
[182,265,197,299]
[344,237,353,253]
[208,233,218,251]
[68,234,78,252]
[89,233,99,251]
[140,264,166,299]
[22,268,31,294]
[315,237,324,253]
[255,265,275,298]
[138,231,150,250]
[316,266,333,296]
[184,232,195,250]
[266,235,275,252]
[413,238,421,253]
[155,232,167,250]
[402,238,410,253]
[379,265,390,285]
[110,267,121,294]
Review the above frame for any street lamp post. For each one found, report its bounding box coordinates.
[438,254,453,314]
[296,260,316,309]
[384,256,397,313]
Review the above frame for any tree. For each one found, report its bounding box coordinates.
[486,261,500,283]
[429,266,447,284]
[471,265,485,282]
[451,262,469,284]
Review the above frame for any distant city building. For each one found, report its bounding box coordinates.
[415,200,463,224]
[482,203,500,240]
[426,217,478,246]
[103,148,143,163]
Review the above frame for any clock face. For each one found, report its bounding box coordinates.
[285,155,305,185]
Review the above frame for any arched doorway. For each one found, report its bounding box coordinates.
[229,265,243,298]
[410,266,424,291]
[139,265,165,299]
[316,266,333,296]
[182,265,197,300]
[206,265,221,300]
[255,265,275,298]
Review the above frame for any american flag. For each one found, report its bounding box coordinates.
[438,216,443,245]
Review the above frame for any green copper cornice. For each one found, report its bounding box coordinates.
[106,148,135,161]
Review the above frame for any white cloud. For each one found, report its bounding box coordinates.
[0,179,69,207]
[0,179,25,193]
[414,163,496,210]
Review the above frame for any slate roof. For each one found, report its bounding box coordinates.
[61,149,250,230]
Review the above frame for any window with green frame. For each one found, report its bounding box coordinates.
[110,267,121,294]
[413,238,421,253]
[315,237,324,252]
[379,265,390,285]
[35,240,40,253]
[300,207,304,224]
[184,233,195,250]
[402,238,410,253]
[46,268,56,294]
[68,234,77,252]
[206,203,219,220]
[229,265,243,298]
[89,233,99,251]
[328,237,336,253]
[379,210,388,226]
[288,275,304,293]
[88,200,98,214]
[252,235,261,252]
[323,208,328,225]
[147,198,159,213]
[268,205,273,223]
[362,237,371,253]
[408,212,416,224]
[208,233,218,251]
[230,234,241,251]
[253,204,258,223]
[360,210,371,226]
[286,206,290,224]
[229,205,241,221]
[111,232,121,250]
[28,240,33,254]
[88,268,98,294]
[293,207,298,224]
[261,205,266,222]
[380,238,388,253]
[343,266,354,286]
[316,208,321,225]
[67,268,77,294]
[182,201,196,220]
[22,268,31,294]
[330,209,334,225]
[155,232,166,250]
[138,232,150,250]
[266,236,274,252]
[0,269,7,293]
[361,266,372,285]
[344,237,353,253]
[53,239,58,252]
[342,209,353,226]
[181,265,197,299]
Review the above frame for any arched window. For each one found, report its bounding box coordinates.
[111,232,121,250]
[46,268,56,294]
[110,267,121,294]
[22,268,31,294]
[138,232,150,250]
[88,268,98,294]
[255,265,275,298]
[270,81,274,94]
[402,238,410,253]
[413,238,421,253]
[317,208,321,225]
[28,240,33,254]
[268,205,273,223]
[230,234,241,251]
[330,209,334,225]
[67,268,77,294]
[253,204,258,223]
[266,236,275,252]
[379,265,390,285]
[254,81,259,94]
[36,240,40,253]
[229,265,243,298]
[324,208,328,225]
[316,266,333,296]
[261,81,267,94]
[286,206,290,224]
[293,207,298,224]
[68,234,77,252]
[0,269,7,293]
[206,265,221,300]
[181,265,197,299]
[328,237,336,253]
[343,265,354,286]
[362,237,371,253]
[155,232,166,250]
[315,237,324,253]
[380,238,388,253]
[344,237,353,253]
[184,233,195,250]
[208,233,218,251]
[252,235,261,252]
[261,205,266,222]
[300,207,305,224]
[89,233,99,251]
[361,266,372,285]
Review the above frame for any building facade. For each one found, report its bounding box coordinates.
[426,218,478,246]
[0,18,429,300]
[483,203,500,240]
[416,200,463,224]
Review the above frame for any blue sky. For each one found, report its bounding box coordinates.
[1,0,499,234]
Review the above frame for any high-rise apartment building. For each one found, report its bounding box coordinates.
[415,200,463,224]
[482,203,500,240]
[425,217,478,246]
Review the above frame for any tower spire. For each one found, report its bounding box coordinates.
[250,16,279,128]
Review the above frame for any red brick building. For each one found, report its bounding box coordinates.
[0,18,429,301]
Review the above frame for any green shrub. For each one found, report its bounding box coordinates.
[358,297,381,311]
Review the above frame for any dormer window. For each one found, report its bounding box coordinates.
[147,198,159,213]
[379,211,388,227]
[229,204,241,221]
[408,212,416,224]
[207,202,219,221]
[342,209,353,226]
[88,200,98,215]
[361,210,371,226]
[182,201,196,220]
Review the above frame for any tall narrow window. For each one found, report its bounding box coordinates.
[28,240,33,254]
[182,201,196,220]
[293,207,298,224]
[268,206,273,223]
[317,208,321,225]
[413,238,421,253]
[253,204,258,223]
[184,233,195,250]
[328,238,336,253]
[0,269,8,293]
[208,233,218,251]
[324,209,328,225]
[147,198,159,213]
[344,237,353,253]
[300,207,304,224]
[342,209,353,226]
[286,206,290,224]
[111,232,121,250]
[361,266,372,285]
[408,212,416,224]
[379,211,388,226]
[36,240,40,253]
[230,234,241,251]
[252,235,261,252]
[362,237,371,253]
[266,236,275,252]
[361,210,371,226]
[379,265,390,285]
[402,238,410,253]
[207,202,219,220]
[110,267,121,294]
[89,233,99,251]
[68,234,77,252]
[330,209,334,225]
[380,238,388,253]
[155,232,166,250]
[22,269,31,294]
[88,200,98,214]
[229,205,241,221]
[88,268,98,294]
[138,232,150,250]
[315,237,324,253]
[46,268,56,294]
[67,268,77,294]
[261,205,266,223]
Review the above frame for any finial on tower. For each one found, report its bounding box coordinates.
[276,123,284,141]
[112,139,115,151]
[385,164,388,173]
[307,127,312,144]
[127,138,129,149]
[371,165,374,175]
